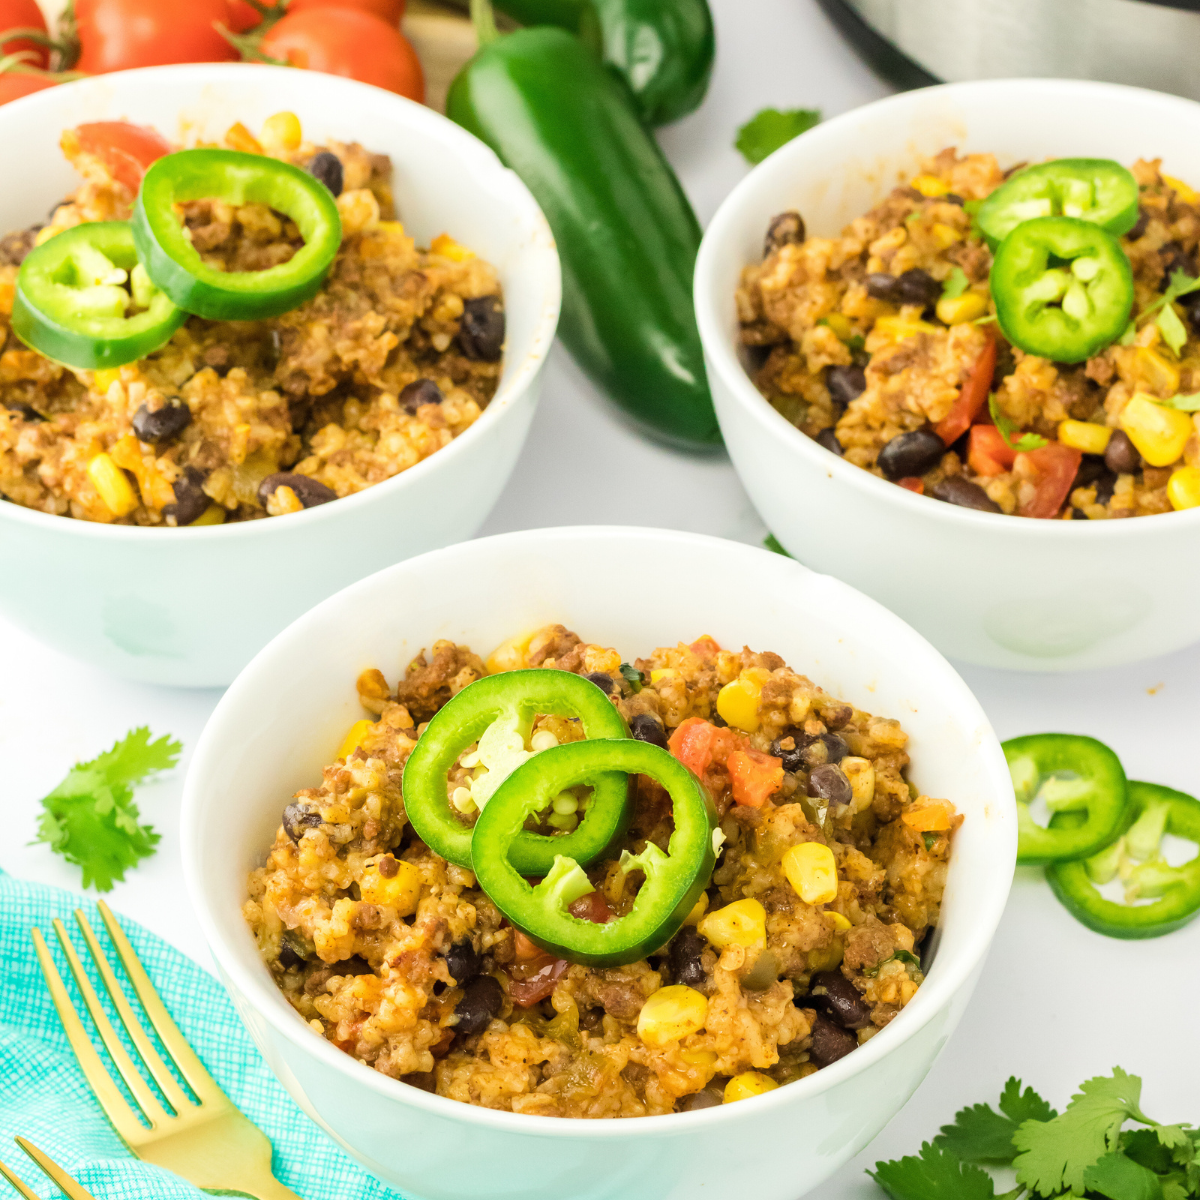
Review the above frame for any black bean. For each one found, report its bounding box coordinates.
[163,466,209,527]
[458,295,505,362]
[584,671,614,695]
[807,764,853,807]
[810,970,871,1029]
[877,429,945,480]
[804,733,849,767]
[809,1011,858,1067]
[825,364,867,409]
[282,802,322,842]
[866,272,899,302]
[444,940,482,986]
[132,399,191,445]
[399,378,444,414]
[669,926,708,988]
[333,955,375,977]
[307,150,344,197]
[710,712,728,727]
[0,225,40,266]
[1105,429,1142,475]
[815,427,843,456]
[770,732,808,774]
[278,934,307,970]
[1069,507,1088,521]
[679,1087,724,1111]
[1073,456,1116,505]
[942,193,965,206]
[1183,291,1200,334]
[764,210,806,257]
[931,476,1002,513]
[1128,207,1150,240]
[894,268,941,309]
[3,400,44,421]
[629,713,668,749]
[258,471,337,510]
[453,975,504,1035]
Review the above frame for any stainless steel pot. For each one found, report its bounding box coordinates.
[820,0,1200,101]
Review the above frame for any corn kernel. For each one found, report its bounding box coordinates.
[930,222,960,249]
[698,898,766,950]
[872,314,937,342]
[260,111,302,153]
[359,855,421,914]
[430,232,475,262]
[1119,393,1193,466]
[375,220,406,238]
[338,718,374,760]
[190,504,226,526]
[716,668,770,733]
[822,311,854,341]
[684,892,709,925]
[486,631,535,674]
[681,1049,717,1067]
[841,757,875,812]
[910,173,950,197]
[337,189,380,236]
[828,911,852,932]
[935,291,986,325]
[1164,174,1199,205]
[109,433,174,509]
[1133,347,1180,396]
[34,225,58,246]
[225,121,263,155]
[636,985,708,1046]
[724,1072,779,1103]
[1058,419,1112,455]
[1167,465,1200,510]
[650,668,678,685]
[92,367,124,393]
[782,843,838,904]
[266,484,304,516]
[87,453,138,517]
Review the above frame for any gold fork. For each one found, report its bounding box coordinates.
[32,901,302,1200]
[1,1137,102,1200]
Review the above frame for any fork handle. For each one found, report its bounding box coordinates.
[229,1170,306,1200]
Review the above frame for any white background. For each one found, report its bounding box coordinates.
[2,0,1198,1194]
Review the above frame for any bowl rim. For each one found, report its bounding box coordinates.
[694,76,1200,539]
[0,62,561,542]
[182,524,1017,1137]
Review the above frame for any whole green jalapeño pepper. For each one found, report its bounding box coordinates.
[1004,733,1130,864]
[403,670,630,873]
[1047,782,1200,939]
[447,18,720,448]
[991,216,1134,363]
[976,158,1140,248]
[12,222,185,370]
[132,149,342,321]
[472,738,717,966]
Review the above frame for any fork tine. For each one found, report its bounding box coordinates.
[0,1157,41,1200]
[73,911,194,1115]
[51,919,170,1128]
[15,1139,98,1200]
[31,928,147,1147]
[96,902,226,1105]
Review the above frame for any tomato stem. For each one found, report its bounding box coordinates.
[469,0,500,47]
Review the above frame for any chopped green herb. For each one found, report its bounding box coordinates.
[735,107,821,166]
[1157,303,1189,355]
[1120,321,1138,346]
[764,533,793,557]
[893,948,922,968]
[1160,391,1200,411]
[942,267,970,300]
[973,313,999,326]
[922,831,939,850]
[989,392,1049,451]
[905,211,923,225]
[619,663,644,693]
[33,727,181,892]
[1136,269,1200,329]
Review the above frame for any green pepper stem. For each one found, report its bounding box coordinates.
[469,0,501,47]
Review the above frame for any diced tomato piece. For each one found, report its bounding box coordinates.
[688,635,722,657]
[934,332,996,446]
[511,929,545,962]
[896,477,924,494]
[902,801,954,832]
[668,717,743,781]
[968,425,1017,476]
[509,956,569,1006]
[727,748,783,807]
[1015,443,1083,519]
[568,891,613,923]
[71,122,172,194]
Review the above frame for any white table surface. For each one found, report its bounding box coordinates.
[3,1,1198,1194]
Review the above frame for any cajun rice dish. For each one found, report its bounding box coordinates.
[737,149,1200,519]
[0,113,504,526]
[245,624,961,1118]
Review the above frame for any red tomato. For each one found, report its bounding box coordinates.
[72,122,172,193]
[0,74,58,105]
[228,0,406,30]
[75,0,238,73]
[1015,443,1083,519]
[0,0,49,68]
[567,891,613,924]
[726,748,783,808]
[967,425,1017,477]
[667,717,743,783]
[896,476,925,494]
[261,7,424,102]
[508,956,568,1006]
[688,635,722,658]
[934,332,997,446]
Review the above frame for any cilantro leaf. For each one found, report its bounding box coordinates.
[1159,392,1200,411]
[942,267,970,300]
[1157,303,1188,356]
[1133,269,1200,332]
[1083,1151,1164,1200]
[764,533,794,558]
[935,1078,1056,1164]
[619,663,644,694]
[34,727,180,892]
[1123,1130,1175,1175]
[1001,1077,1059,1127]
[1013,1068,1144,1197]
[735,107,821,165]
[870,1142,997,1200]
[988,393,1049,452]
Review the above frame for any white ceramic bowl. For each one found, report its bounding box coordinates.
[0,64,559,686]
[695,79,1200,672]
[182,526,1016,1200]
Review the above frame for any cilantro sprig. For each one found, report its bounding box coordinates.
[988,393,1048,452]
[34,727,181,891]
[1129,268,1200,356]
[942,267,970,300]
[870,1069,1199,1200]
[735,107,821,165]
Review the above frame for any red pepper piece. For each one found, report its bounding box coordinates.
[935,333,996,446]
[727,748,783,807]
[1016,443,1083,518]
